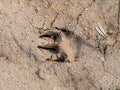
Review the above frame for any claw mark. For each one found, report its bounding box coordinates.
[39,31,61,43]
[38,44,60,54]
[55,27,74,38]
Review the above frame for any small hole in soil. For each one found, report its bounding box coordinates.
[56,52,68,62]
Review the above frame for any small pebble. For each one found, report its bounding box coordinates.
[35,7,40,13]
[100,57,105,63]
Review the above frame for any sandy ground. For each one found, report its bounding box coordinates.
[0,0,120,90]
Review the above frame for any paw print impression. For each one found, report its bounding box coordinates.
[38,28,82,62]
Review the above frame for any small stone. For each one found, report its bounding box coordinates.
[51,54,57,61]
[35,7,40,13]
[100,57,105,63]
[99,40,106,46]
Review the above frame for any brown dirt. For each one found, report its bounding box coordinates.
[0,0,120,90]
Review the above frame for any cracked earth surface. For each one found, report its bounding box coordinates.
[0,0,120,90]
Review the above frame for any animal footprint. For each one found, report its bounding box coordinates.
[38,28,84,62]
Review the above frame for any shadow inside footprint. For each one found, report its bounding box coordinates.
[55,27,74,38]
[39,31,61,43]
[38,44,60,54]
